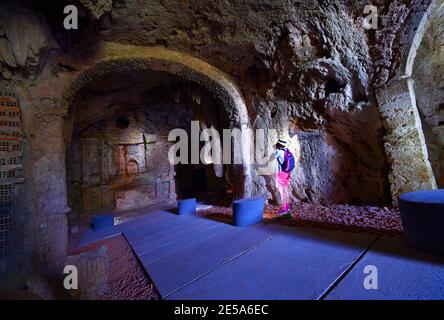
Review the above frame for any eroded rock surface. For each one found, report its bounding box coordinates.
[65,246,109,299]
[0,4,57,76]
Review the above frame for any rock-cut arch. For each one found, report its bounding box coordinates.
[375,1,442,204]
[63,42,253,199]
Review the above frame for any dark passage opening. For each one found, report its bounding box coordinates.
[66,70,233,227]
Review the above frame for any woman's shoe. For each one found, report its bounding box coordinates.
[277,207,289,215]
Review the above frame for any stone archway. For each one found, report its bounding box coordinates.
[412,1,444,187]
[8,43,253,281]
[63,42,253,201]
[375,1,442,204]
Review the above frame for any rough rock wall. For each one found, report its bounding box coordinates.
[366,0,437,87]
[0,2,60,80]
[2,1,393,207]
[96,0,390,204]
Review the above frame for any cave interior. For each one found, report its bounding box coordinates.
[0,0,443,300]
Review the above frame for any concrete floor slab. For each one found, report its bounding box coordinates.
[326,236,444,300]
[168,226,376,300]
[130,217,225,254]
[137,222,233,264]
[79,210,177,246]
[142,224,282,298]
[125,215,214,245]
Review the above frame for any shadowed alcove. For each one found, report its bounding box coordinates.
[66,70,234,226]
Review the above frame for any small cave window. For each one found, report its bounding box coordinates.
[439,104,444,126]
[115,115,130,129]
[270,107,277,119]
[325,78,342,95]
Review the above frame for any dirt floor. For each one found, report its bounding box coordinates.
[68,233,159,300]
[197,203,403,236]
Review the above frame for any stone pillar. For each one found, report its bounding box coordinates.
[15,87,71,292]
[376,78,437,205]
[30,114,70,278]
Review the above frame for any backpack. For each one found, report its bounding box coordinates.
[282,149,295,173]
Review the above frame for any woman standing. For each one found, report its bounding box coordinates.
[275,136,295,215]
